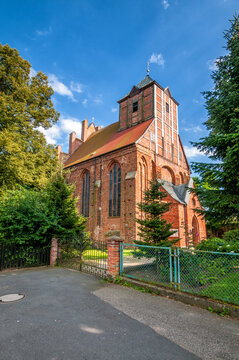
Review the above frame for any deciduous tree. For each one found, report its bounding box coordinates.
[0,44,59,190]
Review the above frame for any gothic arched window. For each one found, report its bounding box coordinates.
[81,170,90,217]
[109,163,121,217]
[139,157,148,202]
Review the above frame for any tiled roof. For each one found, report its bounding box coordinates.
[136,75,154,89]
[64,119,153,168]
[160,178,194,204]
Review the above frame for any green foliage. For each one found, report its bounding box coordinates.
[0,173,88,246]
[191,14,239,225]
[196,234,239,253]
[45,173,87,242]
[180,251,236,288]
[0,44,60,190]
[112,277,153,293]
[0,188,55,246]
[202,271,239,305]
[223,229,239,243]
[207,307,230,317]
[135,180,177,247]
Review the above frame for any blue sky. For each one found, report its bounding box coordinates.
[1,0,237,165]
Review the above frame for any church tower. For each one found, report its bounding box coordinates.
[118,74,181,167]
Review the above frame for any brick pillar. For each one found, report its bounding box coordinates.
[107,236,123,277]
[50,237,58,266]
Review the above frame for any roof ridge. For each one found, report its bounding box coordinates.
[64,119,153,168]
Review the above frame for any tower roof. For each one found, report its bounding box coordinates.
[118,75,179,105]
[135,75,154,88]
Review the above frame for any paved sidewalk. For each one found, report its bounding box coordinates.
[0,267,238,359]
[94,282,239,360]
[0,267,199,360]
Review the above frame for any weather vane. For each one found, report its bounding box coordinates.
[147,61,150,75]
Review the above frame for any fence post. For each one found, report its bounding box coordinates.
[50,237,58,266]
[107,235,123,277]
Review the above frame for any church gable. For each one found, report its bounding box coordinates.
[137,120,156,152]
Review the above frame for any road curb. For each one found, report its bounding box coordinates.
[120,277,239,319]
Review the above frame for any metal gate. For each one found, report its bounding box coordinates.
[0,243,50,271]
[82,241,108,278]
[119,243,177,288]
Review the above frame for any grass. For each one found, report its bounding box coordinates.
[83,249,107,260]
[82,249,134,260]
[207,306,230,317]
[200,271,239,305]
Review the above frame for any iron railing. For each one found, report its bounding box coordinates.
[0,243,50,271]
[120,243,239,305]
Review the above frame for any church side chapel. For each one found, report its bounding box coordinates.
[59,73,206,247]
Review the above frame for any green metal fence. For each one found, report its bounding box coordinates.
[120,243,239,306]
[120,244,172,288]
[178,249,239,305]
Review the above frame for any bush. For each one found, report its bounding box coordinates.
[196,236,239,253]
[0,188,55,246]
[0,173,88,247]
[180,250,234,287]
[223,229,239,243]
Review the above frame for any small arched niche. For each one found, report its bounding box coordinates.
[161,166,175,184]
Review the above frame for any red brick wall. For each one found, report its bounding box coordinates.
[186,192,207,245]
[68,141,206,246]
[69,144,138,243]
[119,86,154,131]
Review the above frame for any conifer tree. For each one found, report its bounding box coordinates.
[191,14,239,225]
[45,172,87,242]
[135,180,176,247]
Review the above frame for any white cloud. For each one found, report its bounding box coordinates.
[60,117,82,135]
[36,26,52,36]
[207,59,218,71]
[70,81,83,93]
[82,98,88,107]
[111,107,117,113]
[183,126,203,133]
[38,125,61,145]
[38,117,82,145]
[29,67,37,78]
[184,146,205,159]
[48,74,75,101]
[149,53,165,67]
[162,0,169,10]
[94,94,103,104]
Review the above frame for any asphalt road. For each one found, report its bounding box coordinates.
[0,268,238,360]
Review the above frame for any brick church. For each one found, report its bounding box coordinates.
[59,74,206,247]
